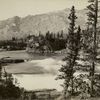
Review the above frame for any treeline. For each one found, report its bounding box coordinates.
[0,37,27,51]
[45,30,67,51]
[27,30,67,53]
[0,31,67,51]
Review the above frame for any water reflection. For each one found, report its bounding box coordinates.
[13,74,63,91]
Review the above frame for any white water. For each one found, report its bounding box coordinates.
[12,58,65,91]
[13,74,63,91]
[29,58,65,74]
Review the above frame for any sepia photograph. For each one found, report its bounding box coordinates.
[0,0,100,100]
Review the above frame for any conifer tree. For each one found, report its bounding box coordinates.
[60,30,64,38]
[87,0,99,96]
[45,31,50,40]
[58,6,81,98]
[57,32,60,39]
[0,62,2,80]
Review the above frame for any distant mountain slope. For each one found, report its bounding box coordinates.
[0,8,96,40]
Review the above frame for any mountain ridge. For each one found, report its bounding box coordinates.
[0,8,93,40]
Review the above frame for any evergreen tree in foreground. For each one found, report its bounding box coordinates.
[87,0,99,97]
[58,6,81,98]
[0,65,21,99]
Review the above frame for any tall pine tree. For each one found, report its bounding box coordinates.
[87,0,99,97]
[58,6,81,98]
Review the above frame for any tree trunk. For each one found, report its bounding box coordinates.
[90,0,98,97]
[90,62,95,97]
[71,76,74,95]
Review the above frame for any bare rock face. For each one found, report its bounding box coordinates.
[0,8,97,40]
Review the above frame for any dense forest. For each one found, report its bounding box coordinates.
[0,31,67,52]
[26,31,67,53]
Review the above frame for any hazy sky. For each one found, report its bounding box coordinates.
[0,0,88,20]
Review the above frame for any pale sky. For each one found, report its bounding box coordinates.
[0,0,88,20]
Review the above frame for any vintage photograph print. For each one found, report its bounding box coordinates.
[0,0,100,100]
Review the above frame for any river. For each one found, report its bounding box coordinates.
[13,74,63,91]
[0,50,65,91]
